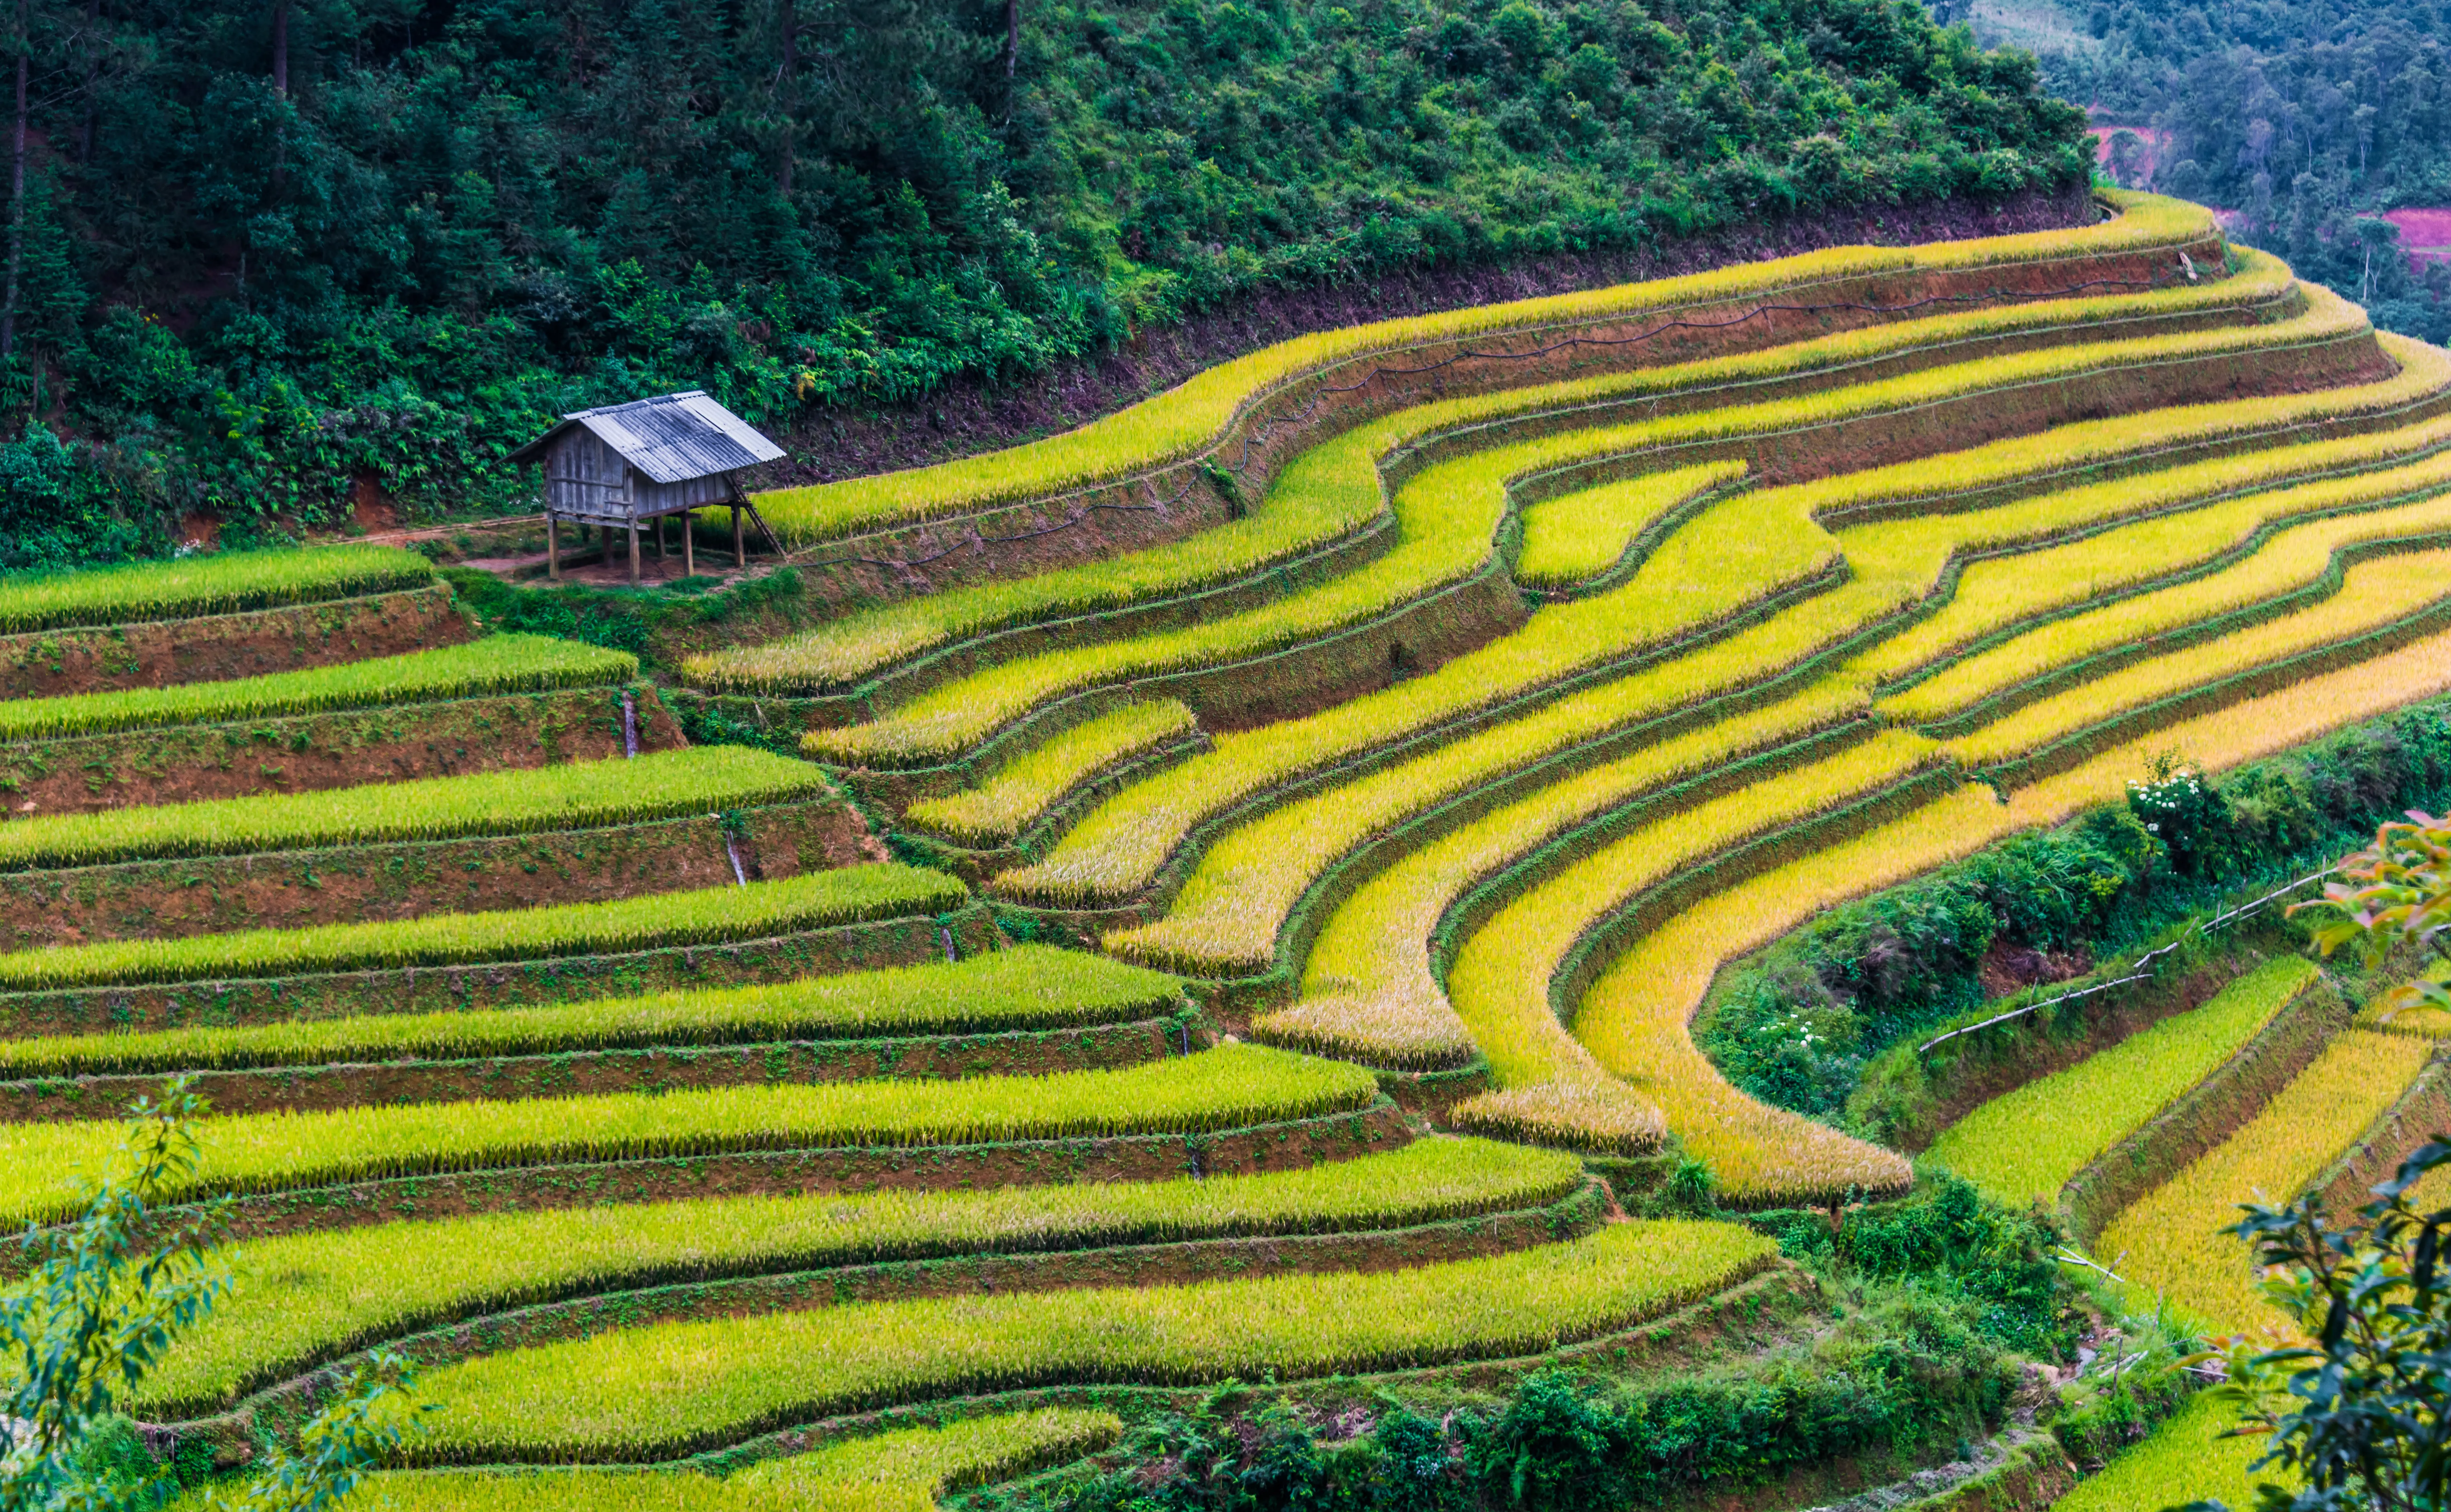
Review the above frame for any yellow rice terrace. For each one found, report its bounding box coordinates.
[17,191,2451,1512]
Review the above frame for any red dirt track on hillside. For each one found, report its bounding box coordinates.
[2386,208,2451,263]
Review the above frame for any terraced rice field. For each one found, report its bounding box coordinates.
[37,191,2451,1508]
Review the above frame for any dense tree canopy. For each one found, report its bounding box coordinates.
[0,0,2083,558]
[1957,0,2451,347]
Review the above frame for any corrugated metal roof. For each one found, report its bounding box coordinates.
[509,390,786,482]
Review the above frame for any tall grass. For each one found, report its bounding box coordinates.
[1250,683,1866,1067]
[141,1138,1583,1412]
[713,243,2289,700]
[1885,491,2451,723]
[1004,301,2436,907]
[1946,546,2451,765]
[903,701,1199,847]
[0,634,635,742]
[1927,957,2317,1209]
[0,545,434,634]
[0,1042,1380,1226]
[0,864,967,991]
[806,271,2344,764]
[750,192,2214,548]
[1443,732,1936,1186]
[1514,463,1746,591]
[392,1220,1777,1461]
[0,946,1184,1071]
[0,745,834,872]
[2096,1029,2429,1341]
[321,1409,1123,1512]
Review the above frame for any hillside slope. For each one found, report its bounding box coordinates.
[0,0,2084,559]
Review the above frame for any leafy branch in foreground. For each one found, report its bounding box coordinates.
[2291,811,2451,1024]
[0,1079,426,1511]
[2184,1137,2451,1512]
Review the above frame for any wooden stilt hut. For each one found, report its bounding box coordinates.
[509,391,788,585]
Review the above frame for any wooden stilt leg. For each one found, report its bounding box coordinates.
[732,504,745,568]
[682,510,694,577]
[546,514,560,580]
[628,523,640,586]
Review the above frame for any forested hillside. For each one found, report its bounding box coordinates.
[1949,0,2451,343]
[0,0,2084,562]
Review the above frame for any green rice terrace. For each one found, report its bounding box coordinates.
[21,189,2451,1510]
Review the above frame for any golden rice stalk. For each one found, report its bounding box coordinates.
[2096,1029,2430,1342]
[0,634,635,743]
[388,1220,1778,1462]
[1003,292,2430,908]
[141,1137,1582,1413]
[326,1408,1123,1512]
[727,247,2297,706]
[1945,546,2451,766]
[0,945,1184,1073]
[903,701,1199,847]
[1927,956,2318,1209]
[1886,491,2451,724]
[750,191,2213,549]
[1514,462,1746,591]
[0,744,833,872]
[0,863,966,992]
[805,269,2344,764]
[0,1041,1379,1227]
[0,544,433,634]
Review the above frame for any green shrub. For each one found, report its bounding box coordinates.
[1695,697,2451,1125]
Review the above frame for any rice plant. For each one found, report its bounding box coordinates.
[1002,300,2433,908]
[902,701,1199,848]
[1568,624,2451,1201]
[324,1409,1122,1512]
[1926,956,2317,1208]
[2052,1397,2276,1512]
[804,271,2345,764]
[1112,679,1868,974]
[1245,684,1867,1067]
[0,634,635,743]
[0,945,1185,1072]
[0,1042,1380,1226]
[1437,732,1938,1186]
[1945,547,2451,766]
[2095,1029,2430,1341]
[1884,489,2451,724]
[1854,444,2451,692]
[1515,463,1747,591]
[0,745,835,872]
[711,241,2288,701]
[141,1137,1583,1412]
[748,191,2214,549]
[0,544,434,634]
[0,863,967,992]
[391,1219,1777,1461]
